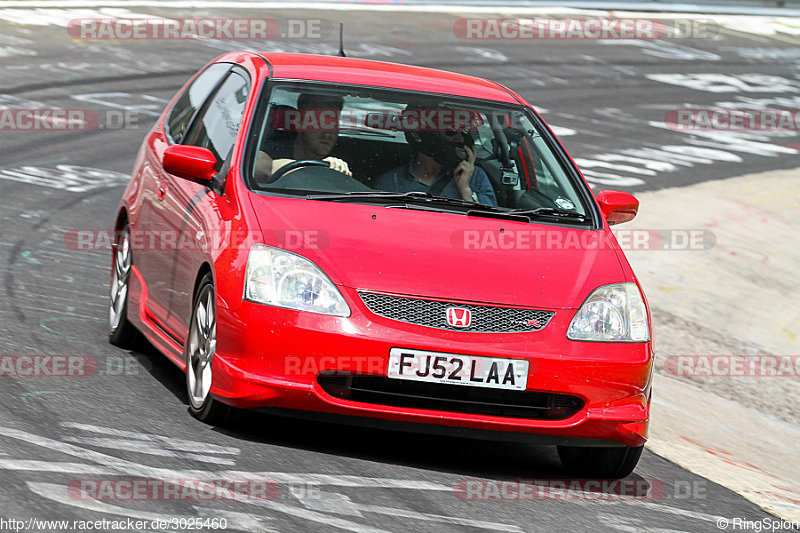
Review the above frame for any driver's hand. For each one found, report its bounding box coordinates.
[271,159,294,174]
[453,145,477,200]
[323,157,352,177]
[254,151,273,183]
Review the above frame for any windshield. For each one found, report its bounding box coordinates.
[246,82,590,223]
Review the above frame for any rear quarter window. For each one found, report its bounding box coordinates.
[182,71,250,167]
[166,63,230,144]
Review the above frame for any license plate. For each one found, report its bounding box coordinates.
[387,348,529,391]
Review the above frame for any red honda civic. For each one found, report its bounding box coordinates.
[109,52,652,478]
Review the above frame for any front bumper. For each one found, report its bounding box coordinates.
[212,288,652,447]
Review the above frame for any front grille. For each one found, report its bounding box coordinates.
[318,373,583,420]
[359,292,554,333]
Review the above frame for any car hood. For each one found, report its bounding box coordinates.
[248,194,626,309]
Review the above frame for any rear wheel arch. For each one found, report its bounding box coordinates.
[114,209,129,231]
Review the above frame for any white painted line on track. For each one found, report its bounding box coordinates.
[9,307,101,320]
[597,499,728,524]
[62,422,241,454]
[0,425,454,490]
[62,437,238,465]
[0,459,113,474]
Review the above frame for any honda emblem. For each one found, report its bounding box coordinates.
[446,307,472,328]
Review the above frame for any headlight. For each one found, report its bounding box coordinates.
[244,245,350,317]
[567,283,649,342]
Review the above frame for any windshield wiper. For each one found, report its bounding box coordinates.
[306,192,587,222]
[306,191,501,210]
[307,191,431,201]
[508,207,587,221]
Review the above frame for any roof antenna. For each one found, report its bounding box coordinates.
[337,23,346,57]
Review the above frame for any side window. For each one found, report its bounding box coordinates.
[183,71,249,169]
[166,63,230,144]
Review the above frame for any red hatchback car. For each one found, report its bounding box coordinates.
[110,52,652,478]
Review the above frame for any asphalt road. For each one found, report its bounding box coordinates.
[1,5,798,532]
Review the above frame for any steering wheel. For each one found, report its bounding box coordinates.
[267,159,330,184]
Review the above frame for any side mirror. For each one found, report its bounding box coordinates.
[596,190,639,225]
[163,145,218,185]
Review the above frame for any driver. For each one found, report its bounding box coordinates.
[254,93,351,183]
[375,110,496,206]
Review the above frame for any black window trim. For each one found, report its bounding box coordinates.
[240,78,602,229]
[165,63,232,145]
[165,62,249,146]
[179,65,252,150]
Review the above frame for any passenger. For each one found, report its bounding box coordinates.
[375,120,497,206]
[254,93,351,182]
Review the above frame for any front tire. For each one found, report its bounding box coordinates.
[186,274,230,425]
[557,444,644,479]
[109,224,138,347]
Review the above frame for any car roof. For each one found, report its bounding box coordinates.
[257,53,521,104]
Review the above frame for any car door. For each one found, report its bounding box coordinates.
[138,63,231,334]
[154,67,251,340]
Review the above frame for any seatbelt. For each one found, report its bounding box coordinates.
[427,169,453,197]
